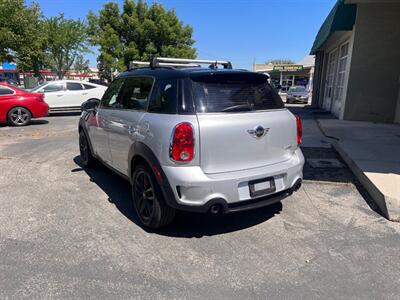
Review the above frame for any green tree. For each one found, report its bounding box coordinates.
[88,0,196,80]
[44,14,90,79]
[0,0,47,76]
[74,54,91,73]
[266,58,295,65]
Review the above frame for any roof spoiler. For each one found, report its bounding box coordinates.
[129,57,232,70]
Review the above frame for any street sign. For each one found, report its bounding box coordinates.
[273,65,303,72]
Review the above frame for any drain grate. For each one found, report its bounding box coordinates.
[307,158,345,169]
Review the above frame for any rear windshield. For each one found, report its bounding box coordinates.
[289,86,306,93]
[191,73,284,113]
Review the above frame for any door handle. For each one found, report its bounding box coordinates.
[56,94,63,97]
[82,93,88,95]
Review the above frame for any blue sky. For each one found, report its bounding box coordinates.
[32,0,336,69]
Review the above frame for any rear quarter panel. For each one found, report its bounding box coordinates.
[138,113,200,167]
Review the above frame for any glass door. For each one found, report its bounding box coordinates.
[323,49,338,111]
[332,42,349,117]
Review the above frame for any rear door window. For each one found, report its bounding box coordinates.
[118,77,153,111]
[83,83,96,90]
[66,82,84,90]
[148,79,177,114]
[289,87,306,93]
[191,73,284,113]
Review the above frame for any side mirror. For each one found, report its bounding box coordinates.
[275,84,282,90]
[81,99,100,112]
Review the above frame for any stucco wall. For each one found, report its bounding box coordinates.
[343,3,400,123]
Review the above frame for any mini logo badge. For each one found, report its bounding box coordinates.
[247,126,269,139]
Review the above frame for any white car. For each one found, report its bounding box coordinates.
[31,80,107,111]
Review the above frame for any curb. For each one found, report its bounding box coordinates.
[332,141,400,222]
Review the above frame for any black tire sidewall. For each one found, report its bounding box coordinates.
[132,164,174,229]
[79,131,94,167]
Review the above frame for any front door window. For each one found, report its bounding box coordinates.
[43,83,64,93]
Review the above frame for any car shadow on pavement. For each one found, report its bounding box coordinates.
[73,156,282,238]
[49,111,81,117]
[0,119,49,127]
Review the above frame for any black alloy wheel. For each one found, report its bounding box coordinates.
[8,107,31,126]
[134,169,156,224]
[132,165,175,229]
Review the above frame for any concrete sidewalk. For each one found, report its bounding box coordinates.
[318,119,400,221]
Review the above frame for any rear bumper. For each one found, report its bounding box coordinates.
[161,148,304,213]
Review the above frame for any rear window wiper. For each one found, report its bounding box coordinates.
[221,103,254,112]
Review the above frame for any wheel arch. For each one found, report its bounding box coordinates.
[129,142,178,209]
[129,142,161,181]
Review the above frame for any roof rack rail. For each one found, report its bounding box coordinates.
[128,57,233,70]
[151,57,232,69]
[129,60,200,70]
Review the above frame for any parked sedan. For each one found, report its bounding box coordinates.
[30,80,107,112]
[286,86,309,104]
[0,83,49,126]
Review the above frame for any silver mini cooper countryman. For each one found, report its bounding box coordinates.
[79,57,304,228]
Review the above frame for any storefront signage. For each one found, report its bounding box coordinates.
[1,62,17,70]
[273,65,303,72]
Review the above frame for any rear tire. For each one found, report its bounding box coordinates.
[132,164,175,229]
[79,130,96,168]
[8,107,31,126]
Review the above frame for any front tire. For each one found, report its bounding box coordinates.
[79,130,96,167]
[132,164,175,229]
[8,107,31,126]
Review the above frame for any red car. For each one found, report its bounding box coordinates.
[0,82,49,126]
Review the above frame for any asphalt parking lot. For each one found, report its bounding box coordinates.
[1,111,400,299]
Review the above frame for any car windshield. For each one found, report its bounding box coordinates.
[191,73,284,113]
[31,82,48,92]
[289,86,306,93]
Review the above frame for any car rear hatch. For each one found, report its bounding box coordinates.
[190,72,298,174]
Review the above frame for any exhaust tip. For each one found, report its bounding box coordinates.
[210,204,222,214]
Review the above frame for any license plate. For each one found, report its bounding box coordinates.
[249,177,276,197]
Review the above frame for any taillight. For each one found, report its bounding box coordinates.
[170,122,194,162]
[296,115,302,145]
[35,93,44,102]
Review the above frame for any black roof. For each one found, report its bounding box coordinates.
[118,67,264,80]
